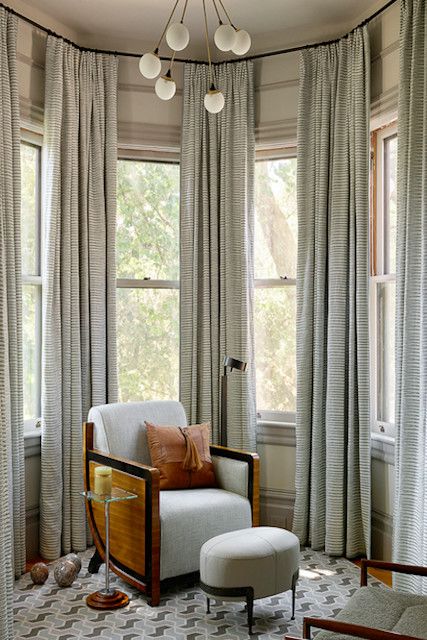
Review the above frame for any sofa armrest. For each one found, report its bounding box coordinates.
[210,445,259,526]
[299,617,422,640]
[360,559,427,586]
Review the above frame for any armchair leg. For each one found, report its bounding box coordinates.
[149,578,160,607]
[88,549,103,574]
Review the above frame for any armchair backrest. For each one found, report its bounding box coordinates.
[87,400,188,465]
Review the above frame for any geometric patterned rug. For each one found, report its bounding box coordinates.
[14,548,384,639]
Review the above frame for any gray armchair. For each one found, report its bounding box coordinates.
[83,400,259,606]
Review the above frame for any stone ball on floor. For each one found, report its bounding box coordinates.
[30,562,49,585]
[64,553,82,575]
[54,560,77,587]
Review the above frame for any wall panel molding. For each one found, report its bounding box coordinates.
[260,488,295,530]
[371,435,395,465]
[372,509,393,560]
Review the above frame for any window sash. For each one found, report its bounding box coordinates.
[21,135,43,430]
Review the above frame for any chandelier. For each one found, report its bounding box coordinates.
[139,0,251,113]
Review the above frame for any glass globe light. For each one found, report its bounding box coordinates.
[139,51,162,79]
[204,88,225,114]
[231,29,251,55]
[166,22,190,51]
[155,74,177,101]
[214,23,237,52]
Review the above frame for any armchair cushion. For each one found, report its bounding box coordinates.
[159,488,252,580]
[88,401,187,463]
[317,586,427,639]
[146,422,216,490]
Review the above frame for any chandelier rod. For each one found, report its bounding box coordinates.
[211,0,222,24]
[202,0,214,86]
[217,0,235,28]
[0,0,398,64]
[154,0,181,52]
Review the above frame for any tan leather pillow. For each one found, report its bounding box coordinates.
[145,422,217,490]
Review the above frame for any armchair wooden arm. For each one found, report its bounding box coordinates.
[284,617,422,640]
[83,422,161,605]
[285,560,427,640]
[210,445,260,526]
[360,559,427,586]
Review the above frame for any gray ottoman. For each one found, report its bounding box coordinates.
[200,526,300,634]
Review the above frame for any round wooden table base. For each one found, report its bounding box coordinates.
[86,589,129,610]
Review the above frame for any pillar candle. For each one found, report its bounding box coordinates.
[94,466,112,496]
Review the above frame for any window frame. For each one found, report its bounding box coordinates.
[254,147,297,425]
[370,122,397,439]
[116,153,180,401]
[21,131,43,433]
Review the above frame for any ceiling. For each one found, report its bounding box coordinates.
[15,0,390,58]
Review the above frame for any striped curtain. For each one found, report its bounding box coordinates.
[394,0,427,594]
[40,36,118,559]
[0,8,25,639]
[180,61,256,451]
[293,27,371,558]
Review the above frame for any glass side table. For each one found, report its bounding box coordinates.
[81,487,137,609]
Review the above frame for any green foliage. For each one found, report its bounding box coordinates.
[117,160,180,402]
[254,159,297,412]
[117,160,179,280]
[21,144,40,420]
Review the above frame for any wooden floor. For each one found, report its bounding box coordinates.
[353,559,392,587]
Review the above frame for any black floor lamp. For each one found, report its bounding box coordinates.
[220,356,247,447]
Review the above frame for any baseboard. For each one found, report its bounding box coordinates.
[26,507,40,562]
[260,488,295,530]
[372,509,393,560]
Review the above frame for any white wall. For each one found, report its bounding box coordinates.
[16,0,399,560]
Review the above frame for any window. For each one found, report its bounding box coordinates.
[116,159,180,402]
[370,124,397,437]
[254,154,297,422]
[21,141,42,429]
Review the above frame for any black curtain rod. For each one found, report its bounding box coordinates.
[1,0,399,64]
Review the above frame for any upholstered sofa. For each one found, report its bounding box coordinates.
[83,400,259,606]
[286,559,427,640]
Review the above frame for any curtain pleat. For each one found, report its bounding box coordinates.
[394,0,427,594]
[40,36,118,559]
[293,27,371,558]
[0,8,25,639]
[180,62,256,451]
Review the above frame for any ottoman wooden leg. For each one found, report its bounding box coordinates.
[206,597,211,614]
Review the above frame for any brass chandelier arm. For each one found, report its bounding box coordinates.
[180,0,189,23]
[211,0,222,25]
[202,0,214,87]
[155,0,181,52]
[217,0,236,28]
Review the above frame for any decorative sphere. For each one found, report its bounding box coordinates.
[139,52,161,79]
[64,553,82,575]
[214,24,237,52]
[155,75,177,101]
[166,22,190,51]
[204,89,225,114]
[231,29,251,55]
[54,560,77,587]
[30,562,49,585]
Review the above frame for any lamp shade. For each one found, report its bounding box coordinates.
[231,29,251,55]
[166,22,190,51]
[139,52,162,79]
[204,89,225,113]
[223,356,247,371]
[155,75,177,100]
[214,23,237,51]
